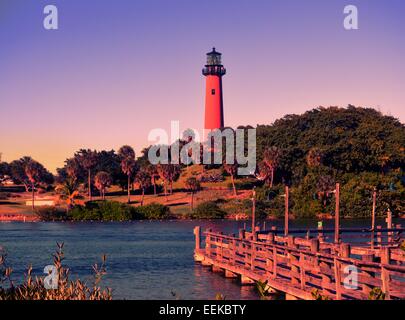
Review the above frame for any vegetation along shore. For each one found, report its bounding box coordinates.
[0,106,404,222]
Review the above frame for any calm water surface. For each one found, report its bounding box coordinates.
[0,219,392,299]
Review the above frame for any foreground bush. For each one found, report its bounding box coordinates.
[191,201,226,219]
[0,243,112,300]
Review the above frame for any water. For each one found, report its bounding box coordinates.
[0,219,397,299]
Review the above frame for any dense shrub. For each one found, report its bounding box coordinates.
[35,206,67,221]
[339,172,404,218]
[96,201,133,220]
[67,201,171,221]
[221,198,269,219]
[69,205,102,221]
[133,203,171,220]
[191,201,226,219]
[68,201,133,221]
[254,185,289,218]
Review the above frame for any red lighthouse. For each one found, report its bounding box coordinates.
[203,48,226,130]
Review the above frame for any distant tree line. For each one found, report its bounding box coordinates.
[250,105,405,218]
[1,106,404,219]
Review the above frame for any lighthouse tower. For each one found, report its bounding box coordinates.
[203,48,226,130]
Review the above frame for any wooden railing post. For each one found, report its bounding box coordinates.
[310,238,319,253]
[194,226,201,251]
[334,258,342,300]
[206,229,212,257]
[239,228,245,239]
[230,238,236,265]
[334,183,340,244]
[299,253,305,289]
[361,253,375,295]
[251,242,256,271]
[340,243,351,258]
[272,246,278,279]
[288,236,299,285]
[377,225,382,246]
[380,247,391,300]
[218,235,223,261]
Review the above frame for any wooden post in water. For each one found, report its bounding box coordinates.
[252,188,257,240]
[371,189,377,249]
[334,183,340,244]
[284,186,289,237]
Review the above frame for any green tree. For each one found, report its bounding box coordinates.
[56,178,80,213]
[136,169,151,206]
[94,171,112,200]
[223,162,238,196]
[76,149,98,201]
[185,177,201,210]
[23,159,53,210]
[262,146,282,187]
[118,145,137,204]
[145,164,159,195]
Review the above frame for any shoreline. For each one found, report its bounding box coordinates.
[0,212,402,223]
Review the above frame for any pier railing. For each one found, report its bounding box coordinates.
[194,226,405,300]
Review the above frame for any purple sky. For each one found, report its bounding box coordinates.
[0,0,404,172]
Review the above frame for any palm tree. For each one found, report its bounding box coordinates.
[223,162,238,196]
[77,149,98,201]
[24,160,41,211]
[65,157,81,183]
[185,177,201,210]
[94,171,112,200]
[145,164,159,195]
[56,178,80,213]
[136,169,151,206]
[157,164,169,200]
[168,164,181,194]
[118,145,136,203]
[117,145,135,160]
[262,146,281,187]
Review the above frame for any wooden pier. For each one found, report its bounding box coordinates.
[194,225,405,300]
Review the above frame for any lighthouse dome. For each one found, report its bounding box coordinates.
[206,47,222,66]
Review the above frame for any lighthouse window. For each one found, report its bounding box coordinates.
[211,89,216,95]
